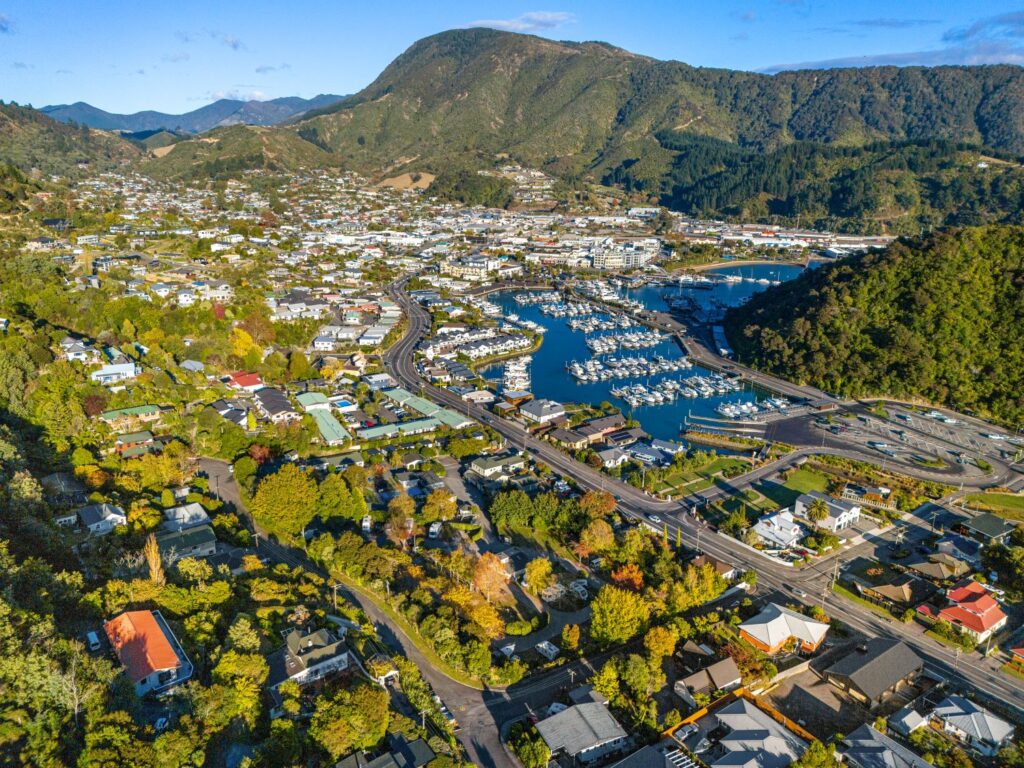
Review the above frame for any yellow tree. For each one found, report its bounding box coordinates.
[473,552,508,602]
[144,533,165,585]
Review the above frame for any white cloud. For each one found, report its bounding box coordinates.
[468,11,575,33]
[207,88,270,102]
[764,11,1024,72]
[255,62,290,74]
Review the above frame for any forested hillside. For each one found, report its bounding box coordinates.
[610,136,1024,234]
[0,102,139,176]
[138,125,340,181]
[724,226,1024,424]
[288,28,1024,230]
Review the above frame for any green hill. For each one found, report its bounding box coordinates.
[0,164,39,214]
[724,226,1024,424]
[300,30,1023,164]
[138,124,340,181]
[0,101,140,176]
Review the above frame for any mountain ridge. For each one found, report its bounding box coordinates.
[41,94,347,134]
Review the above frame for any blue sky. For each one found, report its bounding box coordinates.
[3,1,1024,113]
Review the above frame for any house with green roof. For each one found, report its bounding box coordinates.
[310,409,353,447]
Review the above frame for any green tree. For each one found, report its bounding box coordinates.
[807,498,830,523]
[791,741,841,768]
[591,585,650,646]
[250,463,319,541]
[309,682,389,760]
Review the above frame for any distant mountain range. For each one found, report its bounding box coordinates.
[40,94,348,134]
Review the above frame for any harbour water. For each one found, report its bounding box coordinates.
[488,262,811,443]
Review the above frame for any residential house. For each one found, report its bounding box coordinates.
[99,404,162,430]
[535,702,628,765]
[254,387,300,424]
[114,430,154,454]
[548,428,588,450]
[752,510,803,550]
[91,362,140,385]
[822,639,923,708]
[266,627,350,693]
[841,724,932,768]
[931,695,1015,756]
[919,579,1007,643]
[162,502,211,532]
[335,735,435,768]
[738,603,829,655]
[704,698,807,768]
[155,525,217,563]
[597,447,629,469]
[519,398,566,425]
[690,553,737,581]
[793,491,861,532]
[78,503,127,535]
[226,371,265,392]
[935,535,983,568]
[104,610,192,696]
[906,553,970,583]
[961,513,1017,546]
[674,656,742,708]
[858,572,938,611]
[468,453,526,479]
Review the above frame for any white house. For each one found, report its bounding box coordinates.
[932,696,1015,757]
[91,362,140,385]
[752,510,803,550]
[520,398,565,425]
[105,610,192,696]
[793,491,861,532]
[78,503,127,535]
[162,502,211,532]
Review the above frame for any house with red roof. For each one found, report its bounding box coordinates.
[104,610,193,696]
[226,371,265,392]
[918,580,1008,644]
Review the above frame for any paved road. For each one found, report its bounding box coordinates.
[384,278,1024,716]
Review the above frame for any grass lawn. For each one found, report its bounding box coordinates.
[1002,663,1024,681]
[925,628,975,653]
[832,582,895,619]
[964,492,1024,522]
[755,467,830,509]
[655,457,748,496]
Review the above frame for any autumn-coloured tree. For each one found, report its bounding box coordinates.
[579,489,616,521]
[144,533,165,585]
[524,558,555,594]
[421,488,457,523]
[644,625,678,661]
[248,443,271,464]
[561,623,581,652]
[578,519,615,556]
[611,562,644,592]
[387,493,416,546]
[473,552,508,602]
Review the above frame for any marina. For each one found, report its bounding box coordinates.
[489,262,812,442]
